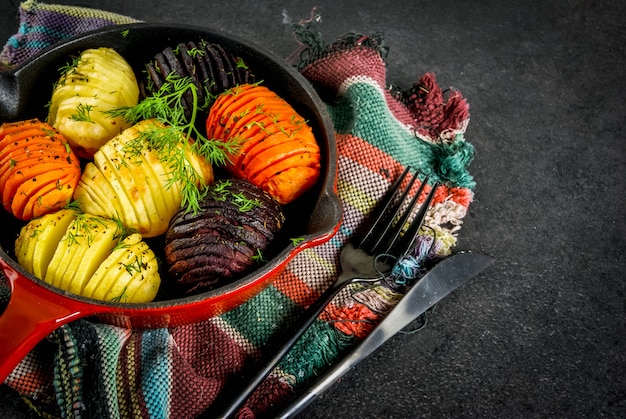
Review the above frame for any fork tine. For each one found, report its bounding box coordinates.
[357,167,438,258]
[366,171,420,254]
[378,176,430,255]
[390,181,439,256]
[355,166,411,249]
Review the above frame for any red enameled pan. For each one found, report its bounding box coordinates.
[0,23,341,383]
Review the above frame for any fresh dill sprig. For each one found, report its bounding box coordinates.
[105,73,240,214]
[69,103,95,123]
[210,179,261,212]
[58,55,81,78]
[123,254,146,276]
[290,237,305,247]
[187,47,206,59]
[251,249,267,264]
[111,286,129,303]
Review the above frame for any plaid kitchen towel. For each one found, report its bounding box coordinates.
[0,2,475,418]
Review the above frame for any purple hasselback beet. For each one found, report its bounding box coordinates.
[141,39,256,120]
[164,178,284,295]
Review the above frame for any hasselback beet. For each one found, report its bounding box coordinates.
[164,178,284,294]
[142,39,255,120]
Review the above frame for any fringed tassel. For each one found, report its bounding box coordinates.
[288,9,388,71]
[402,73,471,142]
[432,139,476,188]
[406,72,446,138]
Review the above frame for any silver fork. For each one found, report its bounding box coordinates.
[211,166,439,418]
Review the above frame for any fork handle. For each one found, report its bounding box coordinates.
[209,273,356,418]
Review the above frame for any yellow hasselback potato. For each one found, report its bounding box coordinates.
[83,233,160,303]
[73,119,214,237]
[15,211,160,303]
[47,47,139,158]
[44,214,123,294]
[15,208,78,278]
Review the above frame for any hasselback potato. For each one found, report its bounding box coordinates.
[0,119,81,220]
[15,209,160,303]
[165,178,284,294]
[47,47,139,158]
[73,118,214,237]
[205,84,321,204]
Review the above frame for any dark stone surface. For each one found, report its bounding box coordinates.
[1,0,625,417]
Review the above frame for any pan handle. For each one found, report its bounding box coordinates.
[0,258,93,383]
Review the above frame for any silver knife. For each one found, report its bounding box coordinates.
[274,251,494,418]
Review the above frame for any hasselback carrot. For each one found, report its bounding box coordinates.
[206,84,321,204]
[0,119,81,220]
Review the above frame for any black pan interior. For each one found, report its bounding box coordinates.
[0,23,340,306]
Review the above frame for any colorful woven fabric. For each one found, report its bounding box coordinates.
[1,2,475,418]
[0,0,138,70]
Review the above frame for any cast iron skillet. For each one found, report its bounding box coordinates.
[0,23,341,382]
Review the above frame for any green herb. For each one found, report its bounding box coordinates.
[211,179,261,212]
[69,103,95,123]
[234,57,248,70]
[251,249,267,264]
[290,237,305,246]
[120,29,130,38]
[42,128,56,137]
[230,192,261,212]
[187,47,206,59]
[58,55,81,78]
[106,73,240,214]
[123,254,146,276]
[213,179,232,194]
[63,199,83,213]
[111,286,129,303]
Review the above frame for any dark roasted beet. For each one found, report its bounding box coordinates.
[164,178,284,295]
[141,39,256,121]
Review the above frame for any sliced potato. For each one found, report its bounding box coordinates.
[73,119,214,237]
[47,47,139,158]
[44,214,121,293]
[15,208,78,278]
[31,209,77,279]
[85,233,160,303]
[15,211,160,303]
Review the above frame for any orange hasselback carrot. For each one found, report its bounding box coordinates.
[0,119,81,220]
[206,84,321,204]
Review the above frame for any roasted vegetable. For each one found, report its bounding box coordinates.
[164,178,284,294]
[47,47,139,158]
[83,233,160,303]
[141,39,255,119]
[15,210,160,303]
[205,84,321,204]
[0,119,81,220]
[73,119,214,237]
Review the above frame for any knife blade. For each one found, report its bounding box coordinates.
[273,251,494,418]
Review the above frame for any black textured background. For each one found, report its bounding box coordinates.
[1,0,625,417]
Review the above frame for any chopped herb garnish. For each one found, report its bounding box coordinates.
[69,103,95,123]
[290,237,305,246]
[105,73,240,214]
